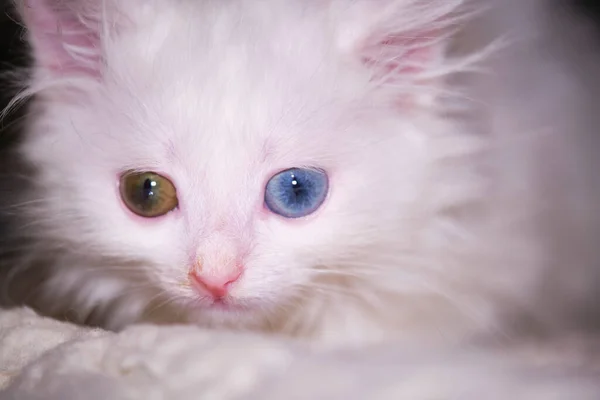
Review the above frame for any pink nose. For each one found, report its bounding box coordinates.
[189,269,242,298]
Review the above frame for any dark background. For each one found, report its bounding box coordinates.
[0,1,28,80]
[576,0,600,16]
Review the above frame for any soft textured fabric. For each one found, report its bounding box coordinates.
[1,307,599,400]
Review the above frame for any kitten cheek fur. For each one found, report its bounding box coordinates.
[6,0,530,343]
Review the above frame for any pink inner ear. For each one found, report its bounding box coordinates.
[361,29,441,82]
[22,0,101,76]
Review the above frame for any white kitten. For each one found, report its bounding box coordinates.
[0,0,598,348]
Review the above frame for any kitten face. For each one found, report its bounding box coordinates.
[15,0,474,335]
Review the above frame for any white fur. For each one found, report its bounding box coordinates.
[4,0,600,346]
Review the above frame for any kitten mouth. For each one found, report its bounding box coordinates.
[209,298,233,308]
[203,297,252,313]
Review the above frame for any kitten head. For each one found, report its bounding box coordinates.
[13,0,479,338]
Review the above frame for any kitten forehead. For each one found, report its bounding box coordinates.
[97,1,369,172]
[108,0,345,108]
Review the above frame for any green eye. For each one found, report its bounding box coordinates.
[119,171,178,218]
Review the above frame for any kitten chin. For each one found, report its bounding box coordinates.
[0,0,599,349]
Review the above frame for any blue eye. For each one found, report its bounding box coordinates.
[264,168,329,218]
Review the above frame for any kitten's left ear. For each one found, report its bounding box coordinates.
[335,0,469,103]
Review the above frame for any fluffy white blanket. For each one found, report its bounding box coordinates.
[1,307,599,399]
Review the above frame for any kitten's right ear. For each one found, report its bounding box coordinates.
[17,0,107,78]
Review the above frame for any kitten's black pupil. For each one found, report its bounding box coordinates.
[289,174,308,202]
[141,178,155,201]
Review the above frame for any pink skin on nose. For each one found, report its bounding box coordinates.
[189,268,243,299]
[186,224,251,301]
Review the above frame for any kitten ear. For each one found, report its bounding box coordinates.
[18,0,108,78]
[336,0,468,101]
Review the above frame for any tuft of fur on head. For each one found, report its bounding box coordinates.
[1,0,598,346]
